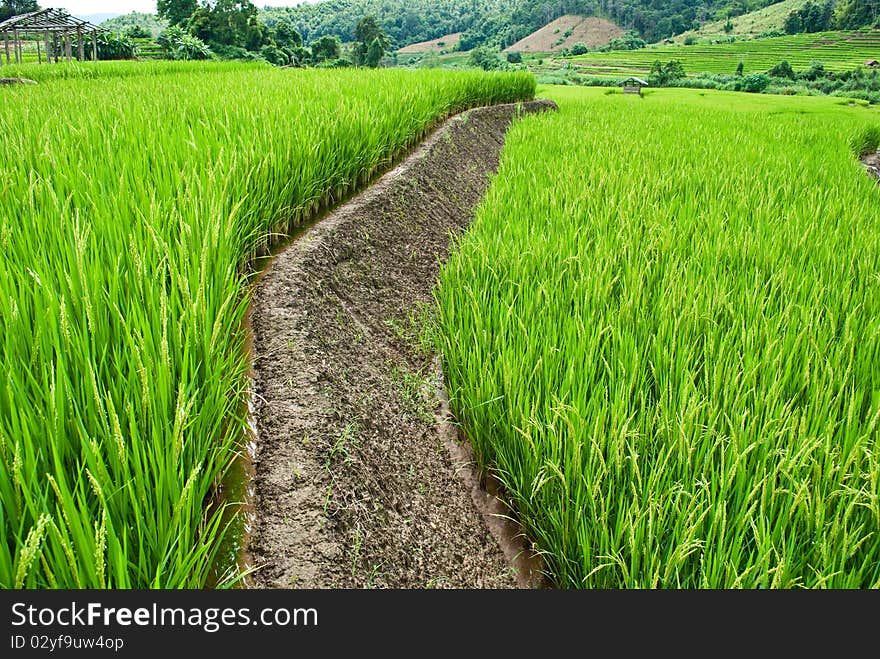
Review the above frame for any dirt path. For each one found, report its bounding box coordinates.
[863,150,880,180]
[248,100,556,588]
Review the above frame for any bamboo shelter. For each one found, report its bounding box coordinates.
[0,8,105,65]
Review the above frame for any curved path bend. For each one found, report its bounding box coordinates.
[249,100,556,588]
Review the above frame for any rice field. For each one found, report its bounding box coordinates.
[436,86,880,588]
[0,59,265,81]
[571,30,880,76]
[0,62,535,588]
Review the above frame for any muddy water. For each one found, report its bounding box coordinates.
[206,229,312,588]
[433,358,547,589]
[206,386,258,588]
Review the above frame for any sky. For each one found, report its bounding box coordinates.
[57,0,316,19]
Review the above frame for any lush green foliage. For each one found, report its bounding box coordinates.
[0,62,535,588]
[310,34,341,62]
[352,15,389,67]
[835,0,880,29]
[648,58,686,85]
[784,0,836,33]
[0,0,37,23]
[436,85,880,588]
[768,59,796,77]
[157,0,198,26]
[155,0,271,53]
[259,0,784,50]
[91,32,139,60]
[101,12,170,39]
[598,30,648,51]
[157,25,212,60]
[469,46,505,70]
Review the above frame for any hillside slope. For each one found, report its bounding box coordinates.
[261,0,778,50]
[505,15,624,53]
[673,0,809,42]
[572,29,880,75]
[398,33,462,53]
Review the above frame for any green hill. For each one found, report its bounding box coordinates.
[101,12,168,38]
[673,0,809,42]
[571,29,880,76]
[259,0,783,49]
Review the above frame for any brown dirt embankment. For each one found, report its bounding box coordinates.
[249,100,556,588]
[863,150,880,180]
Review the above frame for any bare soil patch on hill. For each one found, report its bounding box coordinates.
[398,32,462,54]
[506,15,623,53]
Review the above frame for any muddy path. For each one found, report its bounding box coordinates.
[863,150,880,180]
[248,100,556,588]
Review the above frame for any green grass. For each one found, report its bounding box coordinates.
[0,62,535,588]
[0,59,267,82]
[571,30,880,76]
[436,86,880,588]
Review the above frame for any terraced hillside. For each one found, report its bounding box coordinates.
[572,30,880,77]
[672,0,807,43]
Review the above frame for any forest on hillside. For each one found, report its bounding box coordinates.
[260,0,788,47]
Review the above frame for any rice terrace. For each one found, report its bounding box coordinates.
[1,0,879,592]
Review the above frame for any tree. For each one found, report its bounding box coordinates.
[89,32,138,59]
[568,42,588,56]
[799,60,827,81]
[273,21,302,49]
[649,59,686,86]
[353,15,388,66]
[126,25,151,39]
[310,34,340,62]
[157,0,198,27]
[768,60,795,79]
[157,25,211,59]
[739,73,770,92]
[365,37,384,67]
[261,43,287,65]
[0,0,38,22]
[736,61,744,76]
[185,0,268,50]
[834,0,879,29]
[506,50,523,63]
[468,46,502,70]
[606,31,647,51]
[784,11,802,34]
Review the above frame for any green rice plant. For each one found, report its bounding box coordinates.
[0,59,266,82]
[0,63,535,588]
[436,86,880,588]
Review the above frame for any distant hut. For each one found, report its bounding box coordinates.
[865,59,879,68]
[621,77,649,95]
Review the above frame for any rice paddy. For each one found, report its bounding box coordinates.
[436,86,880,588]
[5,56,879,591]
[0,63,535,588]
[571,30,880,77]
